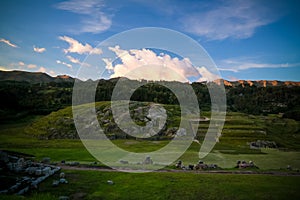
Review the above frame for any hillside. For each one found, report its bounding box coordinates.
[1,70,300,121]
[26,101,300,151]
[0,70,74,83]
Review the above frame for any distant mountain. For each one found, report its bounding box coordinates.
[1,70,299,87]
[214,79,300,87]
[0,70,74,83]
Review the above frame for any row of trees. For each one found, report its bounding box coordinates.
[1,79,299,121]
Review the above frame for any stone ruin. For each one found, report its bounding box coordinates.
[175,160,219,170]
[143,156,153,165]
[0,150,60,195]
[249,140,277,149]
[235,160,259,169]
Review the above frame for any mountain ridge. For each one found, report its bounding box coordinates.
[1,70,299,87]
[0,70,74,83]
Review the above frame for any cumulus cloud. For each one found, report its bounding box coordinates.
[182,0,279,40]
[27,64,37,69]
[56,60,72,68]
[55,0,112,33]
[38,67,47,73]
[197,67,221,82]
[33,46,46,53]
[49,70,56,76]
[12,61,40,70]
[18,61,25,66]
[59,36,102,55]
[103,46,219,82]
[0,38,18,48]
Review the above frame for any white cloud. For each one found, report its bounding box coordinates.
[5,62,51,74]
[66,55,80,64]
[18,61,25,66]
[56,60,72,68]
[33,46,46,53]
[27,64,37,69]
[12,61,39,69]
[197,67,221,82]
[219,58,300,72]
[55,0,112,33]
[182,1,278,40]
[66,55,90,67]
[49,70,56,76]
[0,38,18,48]
[59,36,102,55]
[103,46,219,82]
[38,67,47,73]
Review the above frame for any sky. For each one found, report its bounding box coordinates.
[0,0,300,81]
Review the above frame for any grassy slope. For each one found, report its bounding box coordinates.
[1,102,300,169]
[1,105,300,199]
[1,170,300,200]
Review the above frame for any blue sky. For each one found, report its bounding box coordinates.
[0,0,299,81]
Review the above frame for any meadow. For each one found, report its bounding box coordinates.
[1,104,300,199]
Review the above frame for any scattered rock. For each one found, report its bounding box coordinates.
[58,196,69,200]
[60,172,65,178]
[119,160,129,164]
[143,156,153,165]
[59,178,68,184]
[107,180,114,185]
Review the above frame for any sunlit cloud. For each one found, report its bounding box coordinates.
[197,67,221,82]
[18,61,25,66]
[38,67,47,73]
[0,38,18,48]
[6,61,50,73]
[103,46,219,82]
[27,64,37,69]
[33,46,46,53]
[55,0,112,33]
[56,60,72,68]
[59,36,102,55]
[66,55,80,64]
[66,55,89,67]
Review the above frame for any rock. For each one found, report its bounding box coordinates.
[58,196,69,200]
[52,180,59,187]
[59,178,68,184]
[175,160,182,168]
[119,160,129,164]
[175,128,186,137]
[143,156,153,165]
[60,172,65,178]
[41,157,51,164]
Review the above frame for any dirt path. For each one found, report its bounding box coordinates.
[59,165,300,176]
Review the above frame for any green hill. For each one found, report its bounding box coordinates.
[25,101,300,152]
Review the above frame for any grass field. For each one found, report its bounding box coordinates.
[1,105,300,199]
[1,170,300,200]
[1,108,300,169]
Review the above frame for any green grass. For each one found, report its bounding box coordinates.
[1,108,300,199]
[2,170,297,200]
[1,109,300,169]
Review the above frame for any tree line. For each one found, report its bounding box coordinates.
[0,78,299,121]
